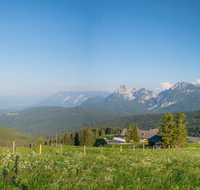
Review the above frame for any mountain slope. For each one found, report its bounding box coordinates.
[149,82,200,112]
[0,106,117,138]
[80,100,150,116]
[0,127,37,142]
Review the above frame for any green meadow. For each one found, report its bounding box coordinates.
[1,145,200,189]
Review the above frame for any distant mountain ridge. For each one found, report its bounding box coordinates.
[34,91,111,107]
[80,82,200,115]
[104,85,158,103]
[28,82,200,115]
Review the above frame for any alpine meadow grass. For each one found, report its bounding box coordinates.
[1,145,200,189]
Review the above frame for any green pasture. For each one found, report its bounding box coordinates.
[1,145,200,189]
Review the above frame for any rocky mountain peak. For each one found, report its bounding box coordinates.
[116,85,138,95]
[170,82,190,91]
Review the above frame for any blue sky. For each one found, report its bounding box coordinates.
[1,0,200,95]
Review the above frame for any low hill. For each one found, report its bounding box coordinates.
[0,127,37,142]
[0,126,37,147]
[0,106,117,138]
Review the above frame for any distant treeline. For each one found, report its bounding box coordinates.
[48,126,123,146]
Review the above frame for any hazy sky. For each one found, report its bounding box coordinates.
[1,0,200,96]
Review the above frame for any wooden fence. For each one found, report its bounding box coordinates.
[4,141,189,156]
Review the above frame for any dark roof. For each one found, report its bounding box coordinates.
[120,128,159,139]
[148,135,162,142]
[188,137,200,143]
[139,129,159,139]
[148,136,200,143]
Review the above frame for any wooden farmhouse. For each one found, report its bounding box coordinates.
[120,128,200,145]
[119,128,159,142]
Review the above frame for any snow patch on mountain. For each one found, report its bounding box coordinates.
[74,95,85,103]
[161,101,177,108]
[61,96,71,104]
[148,105,158,110]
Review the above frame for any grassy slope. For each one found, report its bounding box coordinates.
[0,127,37,145]
[1,145,200,189]
[0,106,117,138]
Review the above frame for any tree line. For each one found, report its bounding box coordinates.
[41,127,123,146]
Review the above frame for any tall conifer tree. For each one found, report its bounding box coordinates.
[131,124,140,142]
[158,112,188,146]
[173,112,188,146]
[125,124,132,142]
[157,112,175,146]
[63,132,71,145]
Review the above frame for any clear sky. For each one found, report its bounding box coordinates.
[1,0,200,96]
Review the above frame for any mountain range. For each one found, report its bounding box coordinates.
[1,82,200,116]
[34,91,110,108]
[1,81,200,140]
[80,82,200,115]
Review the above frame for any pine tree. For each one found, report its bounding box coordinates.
[93,128,99,138]
[74,132,80,146]
[84,127,96,146]
[157,112,188,146]
[125,124,132,142]
[38,136,44,145]
[79,127,86,146]
[173,112,188,146]
[63,132,71,145]
[99,128,105,136]
[131,124,140,142]
[157,112,175,146]
[70,132,76,145]
[57,135,62,144]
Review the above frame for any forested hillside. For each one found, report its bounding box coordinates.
[80,100,149,116]
[1,106,200,138]
[85,110,200,137]
[0,106,117,138]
